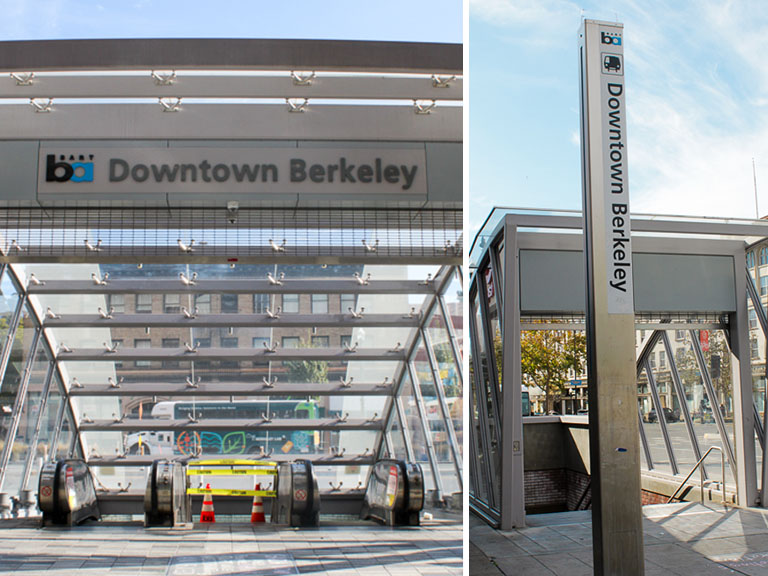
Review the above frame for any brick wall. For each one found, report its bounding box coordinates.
[524,469,566,512]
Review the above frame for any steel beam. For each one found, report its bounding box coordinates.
[86,453,376,467]
[499,217,524,529]
[48,384,67,461]
[0,327,43,492]
[438,294,463,390]
[28,279,435,295]
[43,313,421,329]
[68,382,395,397]
[406,361,444,501]
[0,292,27,393]
[78,417,384,432]
[421,326,462,491]
[0,74,463,101]
[19,361,55,491]
[57,347,406,362]
[644,358,678,475]
[395,398,415,461]
[0,104,461,143]
[661,331,705,478]
[689,330,737,473]
[468,288,498,512]
[730,264,758,506]
[0,39,461,74]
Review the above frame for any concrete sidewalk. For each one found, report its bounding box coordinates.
[470,502,768,575]
[0,518,462,575]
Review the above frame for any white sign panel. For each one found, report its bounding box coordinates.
[584,22,634,314]
[38,147,427,197]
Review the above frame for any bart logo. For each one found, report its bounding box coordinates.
[46,154,94,182]
[601,31,622,46]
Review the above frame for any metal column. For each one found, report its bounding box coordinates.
[643,358,678,475]
[500,217,525,529]
[730,264,758,506]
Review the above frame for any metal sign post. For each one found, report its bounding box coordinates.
[578,19,644,574]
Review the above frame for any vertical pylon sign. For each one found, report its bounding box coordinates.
[578,20,644,575]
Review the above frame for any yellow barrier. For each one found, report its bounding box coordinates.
[188,459,277,467]
[187,469,277,476]
[187,487,277,498]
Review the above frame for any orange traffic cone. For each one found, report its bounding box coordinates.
[251,482,265,523]
[200,484,215,523]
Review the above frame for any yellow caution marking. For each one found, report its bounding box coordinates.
[186,469,277,476]
[188,459,277,467]
[187,488,276,497]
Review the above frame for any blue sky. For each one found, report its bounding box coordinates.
[0,1,462,42]
[470,0,768,235]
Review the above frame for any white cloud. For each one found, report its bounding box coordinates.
[470,0,582,45]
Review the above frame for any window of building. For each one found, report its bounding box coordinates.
[311,335,329,348]
[164,294,181,314]
[747,251,756,268]
[195,337,212,369]
[282,336,300,349]
[219,336,238,369]
[283,294,299,314]
[340,294,356,312]
[311,294,328,314]
[752,338,760,359]
[340,334,352,348]
[675,330,686,342]
[649,355,656,370]
[221,294,238,313]
[761,247,768,266]
[108,294,125,314]
[659,350,666,368]
[761,276,768,297]
[134,338,151,367]
[750,308,758,330]
[253,293,270,313]
[195,294,211,314]
[112,339,123,368]
[162,338,180,368]
[135,294,152,314]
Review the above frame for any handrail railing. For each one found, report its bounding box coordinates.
[667,446,727,505]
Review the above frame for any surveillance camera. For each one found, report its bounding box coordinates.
[227,201,239,224]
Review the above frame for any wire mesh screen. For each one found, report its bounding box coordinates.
[0,207,462,261]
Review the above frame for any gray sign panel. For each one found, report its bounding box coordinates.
[38,147,426,197]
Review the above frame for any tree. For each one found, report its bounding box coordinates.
[520,330,586,413]
[675,330,732,415]
[284,339,329,384]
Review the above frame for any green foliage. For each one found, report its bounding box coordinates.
[284,339,329,384]
[520,330,586,413]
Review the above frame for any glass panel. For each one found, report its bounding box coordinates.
[413,334,457,493]
[0,272,22,377]
[400,374,432,490]
[2,331,47,500]
[26,379,63,490]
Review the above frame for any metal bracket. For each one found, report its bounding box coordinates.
[10,72,34,86]
[413,99,436,115]
[291,71,316,86]
[30,98,52,113]
[158,97,182,112]
[286,98,308,113]
[431,74,455,88]
[151,70,176,86]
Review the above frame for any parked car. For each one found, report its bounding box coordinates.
[647,407,680,423]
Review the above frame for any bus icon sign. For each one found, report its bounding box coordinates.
[602,53,623,75]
